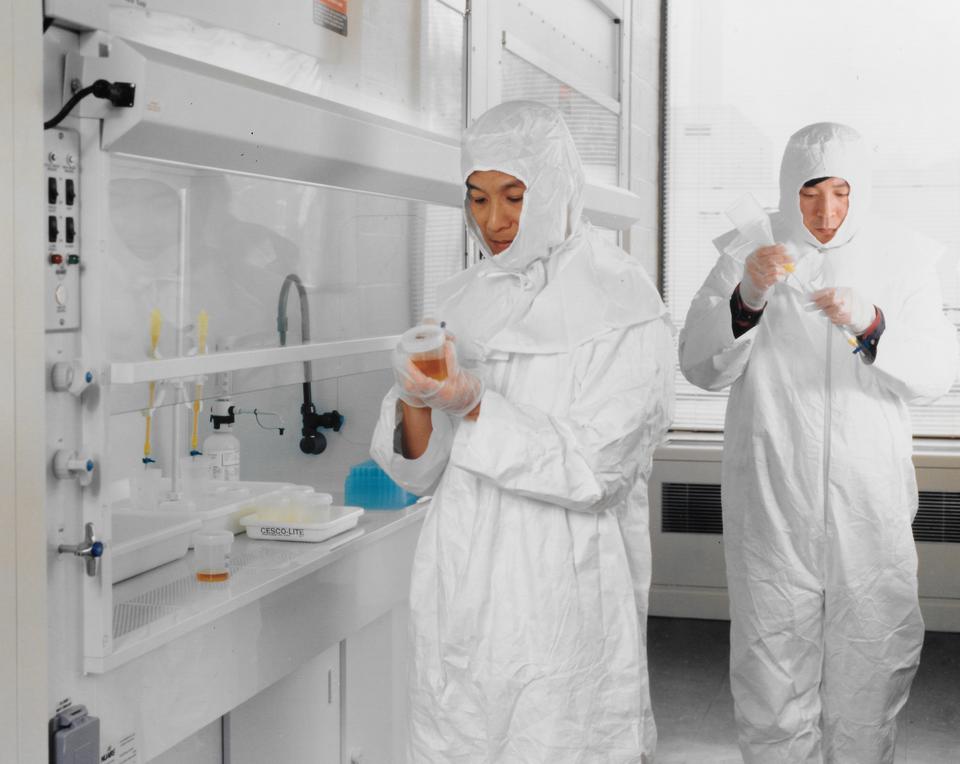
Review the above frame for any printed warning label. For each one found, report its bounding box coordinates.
[314,0,348,36]
[101,732,139,764]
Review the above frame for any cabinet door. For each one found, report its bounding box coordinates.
[227,642,340,764]
[342,605,410,764]
[147,719,223,763]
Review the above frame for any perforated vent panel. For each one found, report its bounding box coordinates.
[660,484,960,544]
[914,491,960,543]
[113,548,304,640]
[661,482,723,535]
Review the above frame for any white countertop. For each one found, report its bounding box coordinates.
[101,501,429,673]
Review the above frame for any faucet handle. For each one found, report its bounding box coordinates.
[58,522,105,577]
[316,410,344,432]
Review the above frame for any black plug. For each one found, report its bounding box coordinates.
[45,79,136,130]
[92,79,136,108]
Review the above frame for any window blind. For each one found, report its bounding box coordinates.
[501,49,620,187]
[410,204,465,324]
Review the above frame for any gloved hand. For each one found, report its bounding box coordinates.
[809,287,877,334]
[392,338,484,417]
[740,244,793,309]
[392,342,429,408]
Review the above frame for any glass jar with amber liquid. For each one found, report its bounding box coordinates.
[400,323,448,381]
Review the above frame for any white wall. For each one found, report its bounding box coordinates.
[626,0,663,285]
[0,1,47,762]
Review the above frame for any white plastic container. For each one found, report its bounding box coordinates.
[179,454,209,501]
[277,484,325,499]
[111,510,202,583]
[131,467,165,511]
[204,430,240,481]
[142,482,329,536]
[241,505,364,543]
[193,529,234,582]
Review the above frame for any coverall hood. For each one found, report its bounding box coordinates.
[439,100,667,358]
[779,121,871,250]
[461,99,584,271]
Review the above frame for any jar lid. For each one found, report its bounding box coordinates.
[400,324,445,354]
[193,529,234,547]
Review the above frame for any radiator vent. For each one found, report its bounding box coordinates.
[661,483,723,534]
[660,485,960,543]
[914,491,960,543]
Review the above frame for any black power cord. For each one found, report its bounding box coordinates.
[44,79,136,130]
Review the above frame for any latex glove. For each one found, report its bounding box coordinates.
[392,338,435,408]
[809,287,877,334]
[423,341,484,416]
[740,244,793,309]
[392,339,484,417]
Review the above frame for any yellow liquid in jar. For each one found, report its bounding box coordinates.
[412,356,448,381]
[196,570,230,583]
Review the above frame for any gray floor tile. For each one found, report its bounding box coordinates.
[648,618,960,763]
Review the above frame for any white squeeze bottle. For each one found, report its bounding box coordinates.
[204,397,240,481]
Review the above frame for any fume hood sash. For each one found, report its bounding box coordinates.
[67,36,647,227]
[85,40,464,206]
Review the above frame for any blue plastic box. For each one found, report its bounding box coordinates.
[344,459,418,510]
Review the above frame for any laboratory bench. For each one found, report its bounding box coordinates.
[88,502,428,762]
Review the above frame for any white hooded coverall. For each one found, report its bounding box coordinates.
[680,122,959,763]
[371,101,674,762]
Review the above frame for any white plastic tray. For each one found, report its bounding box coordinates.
[111,510,203,583]
[117,481,333,535]
[240,505,364,543]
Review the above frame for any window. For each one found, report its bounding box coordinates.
[501,48,620,186]
[664,0,960,436]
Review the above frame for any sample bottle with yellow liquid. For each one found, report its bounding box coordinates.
[400,323,448,381]
[193,530,233,583]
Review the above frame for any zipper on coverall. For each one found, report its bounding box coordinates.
[822,318,832,575]
[820,272,833,691]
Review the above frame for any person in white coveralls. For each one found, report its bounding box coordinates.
[371,100,674,762]
[680,122,959,763]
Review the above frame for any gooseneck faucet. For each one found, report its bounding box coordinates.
[277,273,343,454]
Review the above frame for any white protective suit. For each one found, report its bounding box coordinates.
[679,122,959,763]
[371,101,674,762]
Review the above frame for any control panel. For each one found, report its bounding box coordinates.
[45,129,81,331]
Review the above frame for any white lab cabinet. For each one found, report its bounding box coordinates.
[70,510,425,762]
[228,642,341,764]
[342,606,411,764]
[148,719,223,764]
